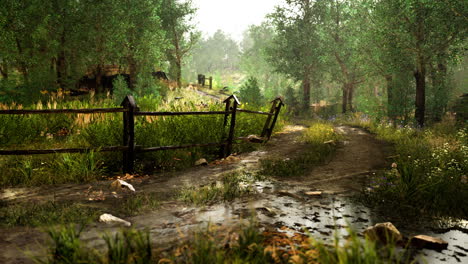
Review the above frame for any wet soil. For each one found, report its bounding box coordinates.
[1,125,466,264]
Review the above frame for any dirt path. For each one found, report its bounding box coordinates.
[1,124,465,263]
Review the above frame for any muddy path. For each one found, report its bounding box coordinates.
[1,125,467,264]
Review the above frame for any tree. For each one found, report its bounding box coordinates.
[267,0,323,110]
[239,76,263,105]
[240,23,289,99]
[184,30,240,80]
[160,0,199,88]
[371,0,467,126]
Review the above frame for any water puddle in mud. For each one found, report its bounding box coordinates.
[183,180,468,263]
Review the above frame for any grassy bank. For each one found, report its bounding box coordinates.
[343,114,467,218]
[37,221,409,264]
[0,192,160,228]
[0,90,284,187]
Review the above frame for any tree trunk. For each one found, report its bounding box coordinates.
[56,33,67,89]
[175,58,182,88]
[128,56,137,89]
[385,75,396,120]
[414,65,426,127]
[303,74,311,111]
[95,64,103,93]
[0,63,8,79]
[347,83,355,112]
[342,85,348,113]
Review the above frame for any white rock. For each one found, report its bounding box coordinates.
[363,222,402,244]
[99,213,131,227]
[195,158,208,166]
[111,179,136,192]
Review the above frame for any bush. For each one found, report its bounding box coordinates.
[239,76,263,105]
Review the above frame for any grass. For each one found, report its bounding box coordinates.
[343,113,468,218]
[179,171,258,205]
[0,88,284,187]
[37,219,412,263]
[259,121,341,178]
[0,192,160,227]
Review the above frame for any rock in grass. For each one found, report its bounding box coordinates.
[410,235,448,251]
[305,191,322,196]
[195,158,208,166]
[278,190,302,200]
[363,222,403,244]
[111,179,136,192]
[99,213,131,227]
[247,135,265,143]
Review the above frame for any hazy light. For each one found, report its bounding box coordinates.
[192,0,283,41]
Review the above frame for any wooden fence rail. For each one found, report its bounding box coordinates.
[0,94,284,173]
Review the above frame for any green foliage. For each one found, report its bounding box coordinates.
[103,228,152,264]
[179,171,257,205]
[0,201,100,227]
[0,91,276,187]
[118,192,160,217]
[239,77,263,105]
[311,228,409,264]
[358,119,468,218]
[259,122,340,178]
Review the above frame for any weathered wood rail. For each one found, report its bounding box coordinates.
[0,95,283,173]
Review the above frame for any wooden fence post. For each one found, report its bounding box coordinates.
[122,95,138,173]
[261,99,279,138]
[220,95,240,158]
[266,98,284,139]
[209,77,213,89]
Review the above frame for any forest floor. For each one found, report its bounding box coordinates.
[1,123,467,263]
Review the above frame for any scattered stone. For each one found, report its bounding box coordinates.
[354,217,369,223]
[99,213,131,227]
[363,222,403,244]
[410,235,448,251]
[305,191,322,196]
[111,179,136,192]
[247,135,265,143]
[278,190,302,200]
[256,207,277,217]
[195,158,208,166]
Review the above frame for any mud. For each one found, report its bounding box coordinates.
[1,125,466,264]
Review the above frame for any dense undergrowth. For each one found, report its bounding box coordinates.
[342,113,467,218]
[37,221,409,264]
[0,90,283,187]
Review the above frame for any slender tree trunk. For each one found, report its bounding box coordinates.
[56,33,67,89]
[347,83,355,112]
[95,64,103,93]
[342,85,348,113]
[0,63,8,79]
[15,37,29,82]
[128,58,137,90]
[414,64,426,127]
[175,58,182,88]
[303,73,311,111]
[385,75,397,121]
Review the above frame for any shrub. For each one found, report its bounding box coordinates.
[239,76,263,105]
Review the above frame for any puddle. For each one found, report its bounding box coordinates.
[178,180,468,263]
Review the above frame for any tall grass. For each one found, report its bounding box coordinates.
[39,220,411,264]
[259,121,341,178]
[0,89,282,187]
[344,113,468,218]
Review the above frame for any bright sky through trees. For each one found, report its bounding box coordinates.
[193,0,283,41]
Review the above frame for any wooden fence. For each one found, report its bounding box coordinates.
[0,95,283,173]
